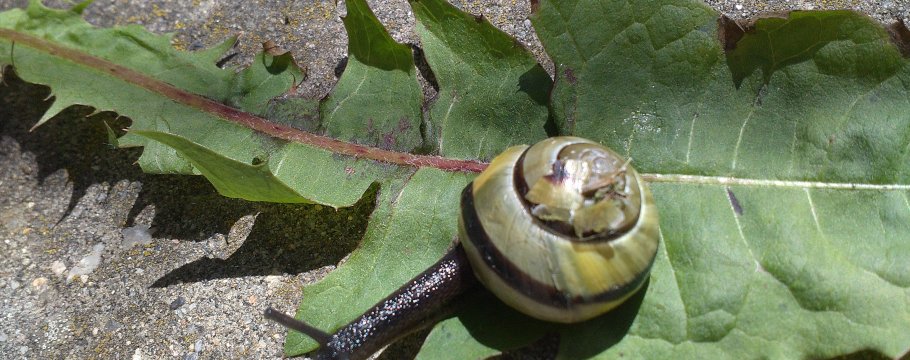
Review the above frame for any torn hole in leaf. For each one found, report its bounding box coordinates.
[717,11,792,52]
[215,52,240,68]
[262,50,298,76]
[411,44,439,92]
[251,155,267,166]
[529,0,540,15]
[717,15,744,52]
[888,19,910,57]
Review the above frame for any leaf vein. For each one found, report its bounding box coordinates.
[804,189,907,291]
[553,2,588,64]
[730,105,755,171]
[643,174,910,190]
[326,72,369,121]
[685,111,697,165]
[438,89,458,151]
[786,112,800,176]
[804,188,823,234]
[726,187,757,267]
[659,227,689,343]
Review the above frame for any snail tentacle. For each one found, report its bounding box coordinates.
[263,307,332,345]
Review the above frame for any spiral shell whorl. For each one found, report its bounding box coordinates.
[458,137,659,323]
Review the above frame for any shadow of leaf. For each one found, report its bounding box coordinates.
[150,184,377,287]
[1,67,143,221]
[2,67,377,287]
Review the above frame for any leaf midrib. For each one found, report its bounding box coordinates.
[5,28,909,192]
[0,28,486,173]
[643,174,910,190]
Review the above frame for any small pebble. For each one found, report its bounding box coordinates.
[50,261,66,276]
[121,224,153,249]
[170,296,186,310]
[66,243,105,283]
[105,319,122,332]
[31,277,48,290]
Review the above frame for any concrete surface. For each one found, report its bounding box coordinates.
[0,0,906,359]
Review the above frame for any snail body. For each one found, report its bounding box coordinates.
[266,137,659,359]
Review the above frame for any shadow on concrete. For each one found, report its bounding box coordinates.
[1,67,372,286]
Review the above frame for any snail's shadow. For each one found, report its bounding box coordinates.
[1,68,371,285]
[456,280,649,358]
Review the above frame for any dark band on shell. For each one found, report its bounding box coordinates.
[460,185,657,309]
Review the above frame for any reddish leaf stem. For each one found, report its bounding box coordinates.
[0,29,488,174]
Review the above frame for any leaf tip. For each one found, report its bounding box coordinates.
[102,121,120,148]
[71,0,94,15]
[31,99,70,132]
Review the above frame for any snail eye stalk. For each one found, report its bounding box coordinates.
[263,306,331,345]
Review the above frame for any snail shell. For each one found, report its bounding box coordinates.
[458,136,659,323]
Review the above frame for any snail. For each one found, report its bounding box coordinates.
[265,136,659,360]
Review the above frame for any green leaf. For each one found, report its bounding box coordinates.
[411,0,552,159]
[131,130,310,202]
[3,0,910,359]
[321,0,424,152]
[531,1,910,183]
